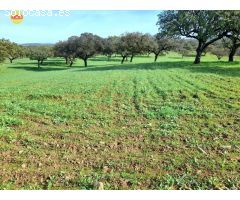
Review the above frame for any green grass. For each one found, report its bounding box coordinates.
[0,53,240,189]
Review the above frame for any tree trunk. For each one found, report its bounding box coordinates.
[69,60,73,67]
[84,59,87,67]
[130,55,134,62]
[65,57,68,64]
[194,51,201,64]
[194,36,226,64]
[194,39,213,64]
[194,42,203,64]
[121,56,126,64]
[40,60,44,65]
[9,58,13,63]
[228,46,237,62]
[154,53,159,62]
[37,60,40,68]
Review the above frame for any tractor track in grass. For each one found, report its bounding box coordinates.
[166,73,198,94]
[164,72,240,113]
[188,73,239,95]
[147,76,169,102]
[132,77,142,114]
[173,73,228,99]
[196,75,240,96]
[131,74,159,118]
[173,74,217,96]
[175,73,240,110]
[108,76,134,117]
[177,73,240,106]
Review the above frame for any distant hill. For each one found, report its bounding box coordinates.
[21,43,54,47]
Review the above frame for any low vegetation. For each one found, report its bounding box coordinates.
[0,53,239,189]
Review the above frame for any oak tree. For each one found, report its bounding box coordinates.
[157,11,228,64]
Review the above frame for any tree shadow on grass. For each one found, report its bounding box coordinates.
[80,60,240,77]
[8,66,68,72]
[80,61,192,72]
[14,57,66,66]
[41,61,67,67]
[9,58,70,71]
[9,58,240,77]
[89,57,121,62]
[188,64,240,77]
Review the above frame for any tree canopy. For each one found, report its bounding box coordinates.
[68,33,103,67]
[28,46,53,68]
[157,11,229,64]
[102,36,118,60]
[0,39,24,63]
[149,33,174,62]
[54,41,71,64]
[222,11,240,62]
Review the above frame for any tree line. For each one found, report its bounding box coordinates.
[53,32,176,67]
[0,40,53,68]
[0,10,239,67]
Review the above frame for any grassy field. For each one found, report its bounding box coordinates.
[0,53,240,189]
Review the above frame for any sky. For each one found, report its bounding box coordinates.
[0,10,160,44]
